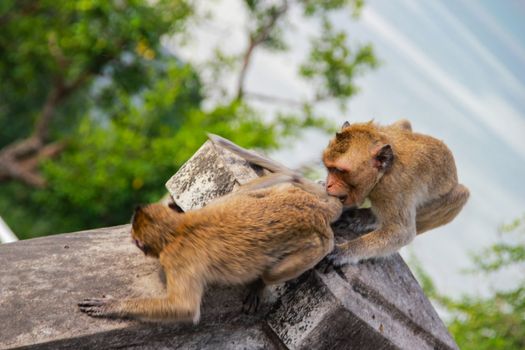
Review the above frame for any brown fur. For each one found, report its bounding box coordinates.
[323,120,469,265]
[78,172,342,322]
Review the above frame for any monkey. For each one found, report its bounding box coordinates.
[78,154,343,321]
[322,119,469,265]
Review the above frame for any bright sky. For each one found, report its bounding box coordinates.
[175,0,525,297]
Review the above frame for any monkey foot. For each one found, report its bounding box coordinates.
[242,291,260,315]
[315,258,336,273]
[242,279,265,315]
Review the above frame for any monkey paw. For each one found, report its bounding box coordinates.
[242,290,260,315]
[242,279,265,315]
[326,246,361,268]
[325,254,344,269]
[325,245,346,267]
[78,297,118,318]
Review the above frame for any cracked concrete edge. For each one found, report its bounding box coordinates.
[266,264,458,350]
[1,139,458,350]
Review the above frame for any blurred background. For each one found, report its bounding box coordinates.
[1,1,523,347]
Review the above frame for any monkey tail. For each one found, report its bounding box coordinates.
[207,133,295,175]
[207,133,333,200]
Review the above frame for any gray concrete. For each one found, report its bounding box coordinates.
[0,139,458,349]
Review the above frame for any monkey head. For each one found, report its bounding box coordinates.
[131,204,183,257]
[323,121,394,207]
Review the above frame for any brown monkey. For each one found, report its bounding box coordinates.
[323,120,469,265]
[78,161,342,321]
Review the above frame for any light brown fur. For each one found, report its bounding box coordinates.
[79,171,342,322]
[323,120,469,264]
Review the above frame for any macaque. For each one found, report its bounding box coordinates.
[323,119,469,265]
[78,137,343,322]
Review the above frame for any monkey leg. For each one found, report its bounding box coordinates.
[240,237,331,314]
[415,184,469,234]
[262,238,331,285]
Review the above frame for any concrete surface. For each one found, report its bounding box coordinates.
[0,139,458,349]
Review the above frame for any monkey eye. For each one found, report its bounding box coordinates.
[329,167,347,174]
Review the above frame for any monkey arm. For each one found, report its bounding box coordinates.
[327,225,416,266]
[79,296,197,322]
[79,271,204,323]
[327,204,417,266]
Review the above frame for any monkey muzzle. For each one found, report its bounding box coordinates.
[133,239,147,254]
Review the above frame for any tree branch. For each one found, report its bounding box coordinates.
[236,1,289,99]
[243,91,303,107]
[0,28,122,187]
[0,72,88,187]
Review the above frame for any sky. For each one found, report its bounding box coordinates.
[175,0,525,297]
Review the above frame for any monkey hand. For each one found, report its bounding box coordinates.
[78,297,120,319]
[326,244,360,267]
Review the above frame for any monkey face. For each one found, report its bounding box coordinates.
[130,204,183,258]
[131,224,157,257]
[325,165,377,207]
[323,123,394,207]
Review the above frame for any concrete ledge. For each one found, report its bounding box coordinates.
[0,139,458,349]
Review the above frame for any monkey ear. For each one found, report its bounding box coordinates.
[132,205,149,224]
[373,144,394,171]
[335,121,350,138]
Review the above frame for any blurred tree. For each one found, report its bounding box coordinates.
[411,216,525,350]
[0,0,377,238]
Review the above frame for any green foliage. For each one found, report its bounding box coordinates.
[1,0,195,238]
[470,216,525,272]
[0,0,192,146]
[300,0,364,17]
[243,0,289,51]
[300,18,378,110]
[235,0,376,112]
[0,0,377,239]
[411,216,525,350]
